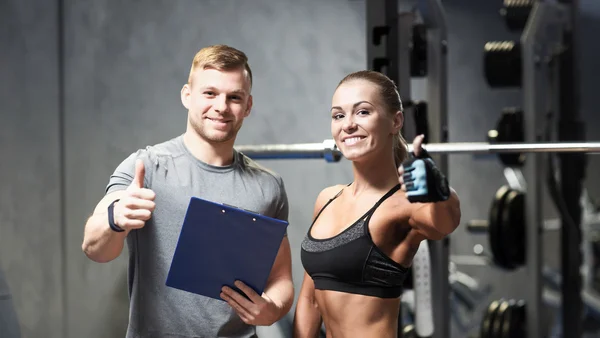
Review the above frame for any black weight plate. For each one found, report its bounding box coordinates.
[509,300,526,338]
[489,186,511,268]
[501,190,526,269]
[500,299,517,338]
[509,190,526,267]
[481,299,502,338]
[496,108,525,167]
[492,299,510,338]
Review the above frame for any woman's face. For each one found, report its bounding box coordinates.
[330,80,401,163]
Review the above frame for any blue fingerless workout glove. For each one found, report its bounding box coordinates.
[402,148,450,203]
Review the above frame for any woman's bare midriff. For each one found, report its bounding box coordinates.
[315,289,401,338]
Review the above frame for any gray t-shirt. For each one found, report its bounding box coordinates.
[105,135,289,338]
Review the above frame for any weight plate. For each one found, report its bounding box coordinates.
[500,299,517,338]
[501,189,526,269]
[481,299,502,338]
[509,300,526,338]
[492,299,510,338]
[489,186,511,269]
[496,108,525,167]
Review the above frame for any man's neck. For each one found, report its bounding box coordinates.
[183,131,235,167]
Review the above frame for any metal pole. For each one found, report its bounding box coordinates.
[234,141,600,161]
[417,1,450,337]
[521,2,568,337]
[557,0,585,335]
[366,0,399,87]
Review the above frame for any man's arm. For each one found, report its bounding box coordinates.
[262,236,294,321]
[220,235,294,326]
[219,176,294,325]
[82,190,130,263]
[82,158,155,263]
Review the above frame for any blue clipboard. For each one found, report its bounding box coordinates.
[166,197,289,301]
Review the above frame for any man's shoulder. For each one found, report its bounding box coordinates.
[133,135,185,162]
[236,151,284,186]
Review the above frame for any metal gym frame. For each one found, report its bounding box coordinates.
[234,0,595,337]
[367,1,449,337]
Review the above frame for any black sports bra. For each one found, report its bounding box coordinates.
[300,184,409,298]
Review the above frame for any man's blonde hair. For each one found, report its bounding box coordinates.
[187,44,253,88]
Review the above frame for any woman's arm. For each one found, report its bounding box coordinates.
[401,135,462,240]
[293,272,322,338]
[293,185,343,337]
[409,188,461,240]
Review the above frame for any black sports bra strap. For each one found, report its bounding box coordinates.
[374,184,402,208]
[310,184,349,225]
[363,184,402,221]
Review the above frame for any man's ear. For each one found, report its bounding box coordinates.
[181,83,191,110]
[393,110,404,133]
[244,95,253,117]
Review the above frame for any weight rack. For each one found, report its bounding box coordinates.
[487,1,583,337]
[234,1,587,337]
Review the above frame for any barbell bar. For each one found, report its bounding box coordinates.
[234,140,600,162]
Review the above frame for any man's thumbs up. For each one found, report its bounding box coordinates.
[131,159,145,189]
[113,158,156,231]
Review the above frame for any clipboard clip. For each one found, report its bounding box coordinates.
[221,203,258,215]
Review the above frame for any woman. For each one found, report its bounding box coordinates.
[293,70,461,338]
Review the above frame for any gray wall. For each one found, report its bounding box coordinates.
[1,0,599,338]
[0,0,64,337]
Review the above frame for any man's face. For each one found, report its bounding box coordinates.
[181,67,253,144]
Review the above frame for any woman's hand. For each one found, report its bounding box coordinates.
[398,135,450,203]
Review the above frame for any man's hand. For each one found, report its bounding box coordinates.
[113,159,156,231]
[221,280,282,326]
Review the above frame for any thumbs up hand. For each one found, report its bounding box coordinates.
[113,159,156,231]
[398,135,450,203]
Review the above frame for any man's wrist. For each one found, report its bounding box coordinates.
[107,199,125,232]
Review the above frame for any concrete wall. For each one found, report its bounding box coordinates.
[0,0,64,337]
[1,0,599,337]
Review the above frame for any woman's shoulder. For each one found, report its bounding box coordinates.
[317,184,347,200]
[312,184,347,210]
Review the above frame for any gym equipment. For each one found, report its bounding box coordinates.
[487,108,525,167]
[412,240,433,336]
[401,263,492,336]
[478,266,600,338]
[413,102,429,144]
[465,185,600,271]
[480,298,526,338]
[368,0,584,336]
[410,24,428,77]
[500,0,534,32]
[244,0,583,337]
[483,0,535,88]
[401,324,418,338]
[491,2,585,334]
[483,40,522,88]
[234,141,600,161]
[467,185,525,271]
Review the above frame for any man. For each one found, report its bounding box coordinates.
[82,44,294,338]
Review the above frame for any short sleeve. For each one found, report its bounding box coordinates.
[274,176,290,223]
[105,149,153,195]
